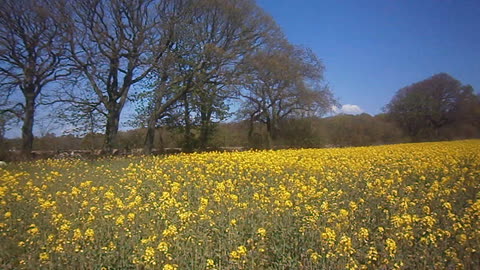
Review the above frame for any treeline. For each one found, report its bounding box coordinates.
[0,113,403,154]
[3,103,479,157]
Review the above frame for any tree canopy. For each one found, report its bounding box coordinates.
[385,73,480,141]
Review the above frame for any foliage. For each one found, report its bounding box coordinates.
[321,113,405,147]
[1,140,479,269]
[385,73,480,141]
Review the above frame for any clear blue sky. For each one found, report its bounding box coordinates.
[257,0,480,115]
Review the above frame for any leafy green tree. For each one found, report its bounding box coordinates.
[385,73,479,141]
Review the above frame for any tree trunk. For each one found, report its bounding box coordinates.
[198,107,212,151]
[183,94,194,153]
[265,117,273,149]
[247,118,254,145]
[270,112,278,141]
[157,128,165,154]
[21,96,35,158]
[247,112,258,147]
[143,114,157,155]
[103,107,121,153]
[0,121,5,147]
[198,123,209,151]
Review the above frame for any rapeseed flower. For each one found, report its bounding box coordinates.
[386,238,397,257]
[0,140,479,269]
[85,228,95,241]
[257,227,267,237]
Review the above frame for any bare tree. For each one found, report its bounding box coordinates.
[0,0,68,157]
[65,0,176,153]
[239,44,336,147]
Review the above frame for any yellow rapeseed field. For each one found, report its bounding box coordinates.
[1,140,479,269]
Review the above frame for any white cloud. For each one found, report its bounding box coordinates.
[341,104,363,114]
[332,104,364,115]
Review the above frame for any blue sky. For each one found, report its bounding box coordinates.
[257,0,480,115]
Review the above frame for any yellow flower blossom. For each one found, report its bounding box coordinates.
[386,238,397,257]
[322,227,337,245]
[310,252,319,262]
[73,228,82,241]
[27,224,39,235]
[257,227,267,237]
[85,228,95,241]
[39,252,49,262]
[206,258,215,268]
[358,227,369,240]
[367,246,378,262]
[162,225,178,237]
[116,215,125,226]
[230,245,247,260]
[163,264,177,270]
[143,246,156,265]
[157,241,169,253]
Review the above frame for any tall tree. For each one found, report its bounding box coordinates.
[385,73,479,140]
[65,0,175,152]
[239,44,336,147]
[141,0,279,154]
[0,0,68,157]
